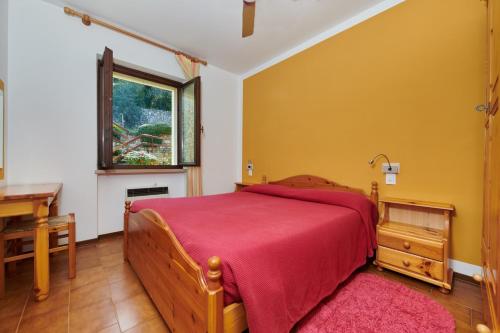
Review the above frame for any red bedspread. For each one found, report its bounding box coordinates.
[131,184,378,333]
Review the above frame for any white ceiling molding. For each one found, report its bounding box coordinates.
[242,0,405,79]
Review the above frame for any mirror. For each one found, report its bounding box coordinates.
[0,80,4,179]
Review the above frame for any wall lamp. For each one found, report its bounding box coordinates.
[368,154,392,171]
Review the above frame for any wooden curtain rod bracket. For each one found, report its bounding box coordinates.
[63,6,208,66]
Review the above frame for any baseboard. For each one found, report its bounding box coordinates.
[449,259,481,277]
[76,231,124,246]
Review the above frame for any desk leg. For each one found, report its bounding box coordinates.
[49,194,59,250]
[33,199,49,301]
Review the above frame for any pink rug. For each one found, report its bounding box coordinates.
[294,273,455,333]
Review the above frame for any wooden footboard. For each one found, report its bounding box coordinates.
[124,202,248,333]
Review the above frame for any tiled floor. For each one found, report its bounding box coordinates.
[0,234,485,333]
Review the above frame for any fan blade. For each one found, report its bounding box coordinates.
[242,0,255,38]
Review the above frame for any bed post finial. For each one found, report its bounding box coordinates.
[370,181,379,205]
[207,256,222,291]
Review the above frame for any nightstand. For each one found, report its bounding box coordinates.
[376,197,455,293]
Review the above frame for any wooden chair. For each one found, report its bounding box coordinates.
[0,213,76,298]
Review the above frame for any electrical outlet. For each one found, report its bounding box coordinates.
[386,173,396,185]
[247,160,253,176]
[382,163,400,174]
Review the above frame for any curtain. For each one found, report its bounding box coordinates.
[176,54,202,197]
[176,53,200,78]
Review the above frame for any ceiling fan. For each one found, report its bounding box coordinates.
[242,0,256,38]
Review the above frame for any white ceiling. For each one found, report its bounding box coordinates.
[44,0,392,75]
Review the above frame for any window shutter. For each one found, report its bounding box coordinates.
[178,77,201,166]
[97,47,114,169]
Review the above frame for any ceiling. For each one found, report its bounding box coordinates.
[45,0,391,75]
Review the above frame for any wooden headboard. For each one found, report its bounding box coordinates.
[268,175,379,205]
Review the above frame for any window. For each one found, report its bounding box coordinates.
[97,47,200,169]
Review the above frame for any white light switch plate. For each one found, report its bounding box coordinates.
[247,160,253,176]
[386,173,396,185]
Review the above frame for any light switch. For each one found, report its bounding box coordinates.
[247,160,253,176]
[386,173,396,185]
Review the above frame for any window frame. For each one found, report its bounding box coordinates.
[97,51,201,170]
[177,77,201,167]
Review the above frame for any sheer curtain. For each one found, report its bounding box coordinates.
[176,54,202,197]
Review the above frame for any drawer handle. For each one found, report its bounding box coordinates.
[403,241,411,249]
[402,260,410,267]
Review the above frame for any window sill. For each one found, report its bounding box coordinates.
[95,169,186,176]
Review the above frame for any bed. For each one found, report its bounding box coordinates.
[124,175,379,333]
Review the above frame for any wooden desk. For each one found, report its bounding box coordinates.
[0,183,62,301]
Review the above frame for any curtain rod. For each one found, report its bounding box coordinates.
[63,7,208,66]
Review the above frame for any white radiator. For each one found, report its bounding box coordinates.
[126,185,169,201]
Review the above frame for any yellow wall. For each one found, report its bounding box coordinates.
[243,0,486,265]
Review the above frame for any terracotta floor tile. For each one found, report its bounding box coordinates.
[97,242,122,258]
[471,309,486,329]
[22,286,69,320]
[18,306,68,333]
[109,275,144,303]
[452,279,483,313]
[70,279,111,310]
[0,290,30,320]
[69,298,117,333]
[429,291,473,330]
[100,252,124,268]
[50,269,73,289]
[456,322,476,333]
[4,271,33,294]
[0,235,484,333]
[104,262,137,284]
[124,317,170,333]
[98,323,122,333]
[75,252,101,271]
[76,244,99,259]
[114,293,159,331]
[50,253,70,274]
[0,313,22,333]
[0,290,27,333]
[96,236,122,249]
[381,269,434,293]
[70,265,107,290]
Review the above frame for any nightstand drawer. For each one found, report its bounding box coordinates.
[378,229,443,261]
[378,246,444,280]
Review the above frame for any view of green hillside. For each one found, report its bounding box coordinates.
[112,76,174,166]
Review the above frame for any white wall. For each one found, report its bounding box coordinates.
[0,0,7,87]
[97,173,187,234]
[7,0,241,240]
[0,0,8,185]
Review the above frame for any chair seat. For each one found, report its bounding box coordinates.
[3,215,74,234]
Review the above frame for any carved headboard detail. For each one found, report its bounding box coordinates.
[268,175,378,205]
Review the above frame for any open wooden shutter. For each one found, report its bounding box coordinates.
[178,77,201,166]
[97,47,114,169]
